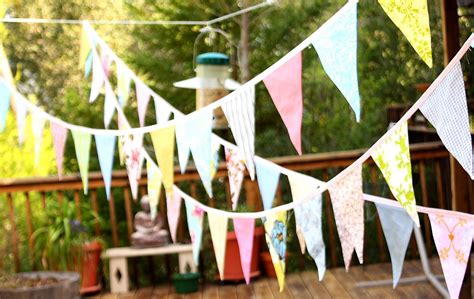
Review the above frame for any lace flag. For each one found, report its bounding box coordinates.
[72,130,91,194]
[372,121,420,226]
[185,200,204,265]
[264,210,288,292]
[208,213,228,280]
[51,122,68,178]
[233,218,255,284]
[95,134,116,199]
[255,159,280,210]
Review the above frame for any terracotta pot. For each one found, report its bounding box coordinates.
[260,251,276,278]
[80,241,102,295]
[222,226,264,281]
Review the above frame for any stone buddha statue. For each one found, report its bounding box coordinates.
[131,195,169,248]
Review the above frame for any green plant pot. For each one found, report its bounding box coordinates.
[172,273,200,294]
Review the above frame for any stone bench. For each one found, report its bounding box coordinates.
[102,244,195,294]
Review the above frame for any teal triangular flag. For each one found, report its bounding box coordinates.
[95,134,116,199]
[255,159,280,210]
[72,130,92,194]
[375,203,414,287]
[0,80,10,132]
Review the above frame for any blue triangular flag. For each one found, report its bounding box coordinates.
[84,52,93,78]
[0,80,10,132]
[186,110,213,197]
[255,159,280,210]
[95,135,116,199]
[175,116,191,174]
[311,2,360,121]
[375,203,413,287]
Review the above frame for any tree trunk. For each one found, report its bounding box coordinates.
[239,1,250,83]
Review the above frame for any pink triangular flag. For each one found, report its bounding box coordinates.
[263,52,303,155]
[136,80,151,127]
[50,122,68,178]
[233,218,255,284]
[429,212,473,299]
[167,186,182,243]
[225,147,245,211]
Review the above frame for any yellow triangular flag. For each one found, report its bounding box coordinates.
[264,210,287,292]
[378,0,432,67]
[208,213,228,280]
[150,125,175,196]
[79,25,92,70]
[147,160,162,220]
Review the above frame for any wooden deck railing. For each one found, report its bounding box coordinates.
[0,141,451,287]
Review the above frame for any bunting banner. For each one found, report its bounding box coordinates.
[289,174,326,279]
[263,52,303,154]
[71,130,91,194]
[147,160,162,220]
[79,26,92,72]
[0,80,10,132]
[371,121,420,226]
[89,53,104,103]
[123,134,143,200]
[429,212,474,299]
[420,62,473,179]
[166,186,182,243]
[255,159,280,211]
[15,97,27,146]
[95,134,116,200]
[311,2,360,121]
[101,51,112,78]
[233,218,255,284]
[375,203,413,287]
[31,111,46,165]
[328,164,364,270]
[184,199,204,265]
[225,147,245,211]
[51,122,68,178]
[136,80,151,127]
[117,114,127,166]
[175,116,191,174]
[116,63,131,107]
[263,210,287,292]
[103,83,116,128]
[378,0,432,67]
[186,110,214,197]
[222,85,256,180]
[154,95,172,124]
[208,213,228,280]
[150,125,175,196]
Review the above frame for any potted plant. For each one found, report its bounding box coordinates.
[33,200,104,295]
[172,264,200,294]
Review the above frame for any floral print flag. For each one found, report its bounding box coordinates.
[328,164,364,271]
[166,186,182,243]
[208,213,228,280]
[264,210,288,292]
[233,218,255,284]
[371,121,420,226]
[184,199,204,265]
[429,213,474,299]
[378,0,432,67]
[123,134,143,200]
[420,62,473,179]
[225,147,245,210]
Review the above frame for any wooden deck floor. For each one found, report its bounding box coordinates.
[90,257,473,298]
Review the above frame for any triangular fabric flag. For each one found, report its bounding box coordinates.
[420,62,473,179]
[222,85,256,180]
[101,51,112,78]
[71,130,91,194]
[0,80,10,132]
[186,110,213,197]
[371,121,420,226]
[79,25,92,71]
[328,164,364,271]
[208,213,228,280]
[264,210,288,292]
[255,159,280,210]
[116,63,131,107]
[0,43,14,86]
[150,125,175,196]
[147,160,162,220]
[429,213,473,299]
[166,186,182,243]
[31,111,46,166]
[51,122,68,178]
[233,218,255,284]
[84,53,93,78]
[123,134,143,200]
[378,0,432,67]
[117,114,127,166]
[225,147,245,211]
[94,134,116,200]
[263,52,304,154]
[104,83,116,128]
[15,97,27,146]
[175,116,191,174]
[184,199,204,265]
[375,203,413,288]
[311,2,360,121]
[136,80,151,127]
[154,95,172,124]
[89,53,104,103]
[288,175,327,280]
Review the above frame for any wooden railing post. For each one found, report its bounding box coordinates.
[90,189,100,236]
[24,192,35,270]
[7,193,20,272]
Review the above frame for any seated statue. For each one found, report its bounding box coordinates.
[131,195,169,248]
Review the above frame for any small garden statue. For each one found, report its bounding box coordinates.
[131,195,169,247]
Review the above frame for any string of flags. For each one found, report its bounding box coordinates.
[0,1,473,297]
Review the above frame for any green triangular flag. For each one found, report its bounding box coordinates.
[72,130,92,194]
